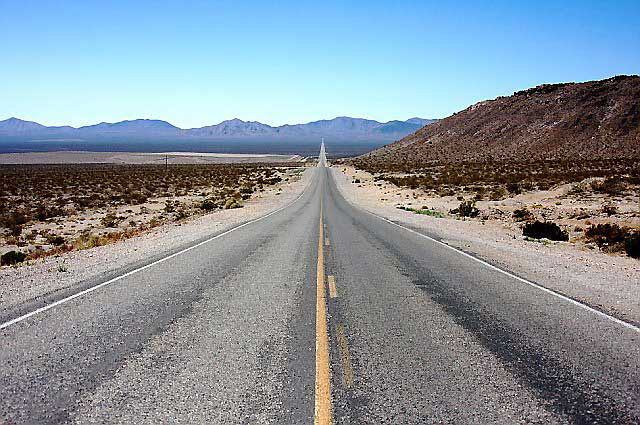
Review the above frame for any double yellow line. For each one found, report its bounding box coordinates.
[315,197,332,424]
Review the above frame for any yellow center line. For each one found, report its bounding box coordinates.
[336,323,354,388]
[315,197,332,425]
[328,275,338,299]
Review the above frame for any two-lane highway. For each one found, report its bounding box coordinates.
[1,144,639,423]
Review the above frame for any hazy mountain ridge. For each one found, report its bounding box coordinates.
[361,75,640,165]
[0,116,438,142]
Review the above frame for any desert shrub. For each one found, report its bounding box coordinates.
[512,208,534,222]
[506,182,522,195]
[537,181,552,191]
[265,176,282,185]
[174,208,190,220]
[0,211,29,228]
[584,224,628,250]
[5,236,20,246]
[1,250,27,266]
[520,181,535,192]
[200,199,218,211]
[473,187,486,201]
[568,182,588,195]
[123,191,148,205]
[591,178,626,195]
[437,187,456,197]
[450,200,479,218]
[101,213,121,228]
[7,224,23,237]
[602,204,618,216]
[45,234,66,246]
[489,186,508,200]
[224,198,243,209]
[353,178,361,184]
[625,234,640,258]
[523,221,569,241]
[35,205,64,221]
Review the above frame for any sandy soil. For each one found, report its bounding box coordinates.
[0,168,313,316]
[0,151,304,164]
[333,166,640,325]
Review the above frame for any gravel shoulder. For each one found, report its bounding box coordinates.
[331,166,640,325]
[0,168,313,316]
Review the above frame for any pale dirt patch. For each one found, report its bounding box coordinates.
[0,168,313,315]
[333,166,640,325]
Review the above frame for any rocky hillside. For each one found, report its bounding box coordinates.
[360,75,640,166]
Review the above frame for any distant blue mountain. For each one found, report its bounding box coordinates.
[0,116,438,143]
[78,119,180,133]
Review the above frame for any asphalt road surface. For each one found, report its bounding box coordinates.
[1,144,639,424]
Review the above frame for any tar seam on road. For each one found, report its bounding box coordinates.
[328,275,338,299]
[334,175,640,334]
[0,173,315,331]
[336,323,354,388]
[315,196,333,425]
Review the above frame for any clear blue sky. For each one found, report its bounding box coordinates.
[1,0,639,128]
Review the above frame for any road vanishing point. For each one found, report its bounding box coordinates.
[1,144,639,424]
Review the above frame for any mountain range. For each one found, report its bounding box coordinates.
[0,116,437,143]
[361,75,640,165]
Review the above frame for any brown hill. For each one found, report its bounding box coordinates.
[361,75,640,167]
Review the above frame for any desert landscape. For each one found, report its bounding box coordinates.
[351,76,640,261]
[0,160,308,265]
[345,158,640,258]
[4,1,640,422]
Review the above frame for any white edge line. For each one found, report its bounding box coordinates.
[0,169,316,331]
[329,168,640,334]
